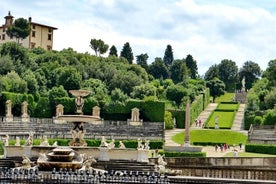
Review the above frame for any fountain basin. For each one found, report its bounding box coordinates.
[57,115,101,123]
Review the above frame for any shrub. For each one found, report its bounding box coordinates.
[165,111,174,129]
[253,116,263,125]
[245,144,276,155]
[158,150,206,157]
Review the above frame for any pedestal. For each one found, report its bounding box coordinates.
[137,149,149,163]
[21,115,30,123]
[5,115,13,122]
[99,147,109,161]
[23,146,32,158]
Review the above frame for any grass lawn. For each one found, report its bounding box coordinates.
[172,129,247,146]
[224,151,276,157]
[216,103,239,110]
[205,111,235,129]
[215,93,235,103]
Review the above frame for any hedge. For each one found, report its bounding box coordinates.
[245,144,276,155]
[158,150,206,157]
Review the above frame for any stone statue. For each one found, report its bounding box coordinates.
[75,96,84,114]
[144,139,150,150]
[242,77,246,91]
[40,135,50,146]
[108,138,115,149]
[38,153,47,161]
[52,141,58,146]
[5,100,12,116]
[22,155,32,169]
[137,138,143,149]
[131,108,140,122]
[2,134,9,146]
[155,154,167,174]
[21,101,28,116]
[92,106,101,117]
[215,116,219,129]
[56,104,64,117]
[100,136,109,147]
[119,141,126,149]
[25,132,34,146]
[15,136,20,146]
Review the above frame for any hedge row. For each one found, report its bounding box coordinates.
[245,143,276,155]
[158,150,206,157]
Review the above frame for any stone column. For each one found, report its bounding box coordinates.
[184,101,190,147]
[92,106,100,117]
[5,100,13,122]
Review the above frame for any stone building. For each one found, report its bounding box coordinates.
[0,11,57,51]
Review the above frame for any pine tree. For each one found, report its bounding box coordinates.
[120,42,134,64]
[163,45,174,66]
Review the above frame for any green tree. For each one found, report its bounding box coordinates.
[218,59,238,92]
[54,67,82,91]
[264,88,276,109]
[185,54,198,79]
[6,18,31,43]
[82,78,108,104]
[165,111,174,129]
[204,64,219,81]
[163,45,174,66]
[120,42,134,64]
[109,45,118,57]
[170,59,188,84]
[89,38,109,56]
[148,57,169,79]
[239,61,261,91]
[22,69,39,96]
[48,85,68,108]
[130,83,157,100]
[263,59,276,87]
[206,77,225,102]
[110,88,129,105]
[0,55,14,75]
[263,109,276,125]
[166,84,188,107]
[136,53,149,71]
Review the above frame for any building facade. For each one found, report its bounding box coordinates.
[0,11,57,51]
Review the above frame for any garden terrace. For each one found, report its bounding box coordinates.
[248,124,276,144]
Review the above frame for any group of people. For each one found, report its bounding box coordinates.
[194,118,203,127]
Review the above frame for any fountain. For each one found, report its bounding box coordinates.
[37,147,83,171]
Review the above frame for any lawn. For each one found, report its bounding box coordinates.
[216,103,239,110]
[205,110,235,129]
[215,93,235,103]
[172,129,247,146]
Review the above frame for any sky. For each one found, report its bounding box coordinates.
[1,0,276,75]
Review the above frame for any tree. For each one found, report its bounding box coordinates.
[89,38,109,56]
[218,59,238,92]
[170,59,188,84]
[109,45,118,57]
[6,17,31,43]
[120,42,134,64]
[185,54,198,79]
[130,83,157,99]
[166,84,188,107]
[163,45,174,66]
[204,64,219,81]
[264,88,276,109]
[0,55,14,75]
[136,53,149,71]
[206,77,225,102]
[263,59,276,87]
[239,61,261,91]
[110,88,129,105]
[148,57,169,79]
[54,67,82,91]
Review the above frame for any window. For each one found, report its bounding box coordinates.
[2,34,5,40]
[3,27,5,32]
[47,45,52,51]
[48,34,52,40]
[32,31,36,37]
[48,28,52,33]
[32,25,35,29]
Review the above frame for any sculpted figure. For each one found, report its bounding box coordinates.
[119,141,126,149]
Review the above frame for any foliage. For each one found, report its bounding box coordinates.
[110,88,129,105]
[163,45,174,66]
[130,83,156,100]
[165,84,187,107]
[164,111,174,129]
[216,102,239,111]
[239,61,261,91]
[245,144,276,155]
[185,54,198,79]
[6,17,31,43]
[0,55,14,75]
[204,64,219,81]
[263,109,276,125]
[108,45,118,57]
[89,38,109,56]
[148,57,169,80]
[170,59,188,84]
[172,130,247,146]
[120,42,134,64]
[136,53,149,71]
[206,77,225,102]
[263,59,276,87]
[264,88,276,109]
[218,59,238,92]
[253,116,263,125]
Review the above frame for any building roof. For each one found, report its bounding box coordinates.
[30,21,58,30]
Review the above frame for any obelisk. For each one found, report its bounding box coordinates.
[184,101,190,147]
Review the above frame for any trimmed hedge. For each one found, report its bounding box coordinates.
[193,142,227,146]
[159,150,206,157]
[245,144,276,155]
